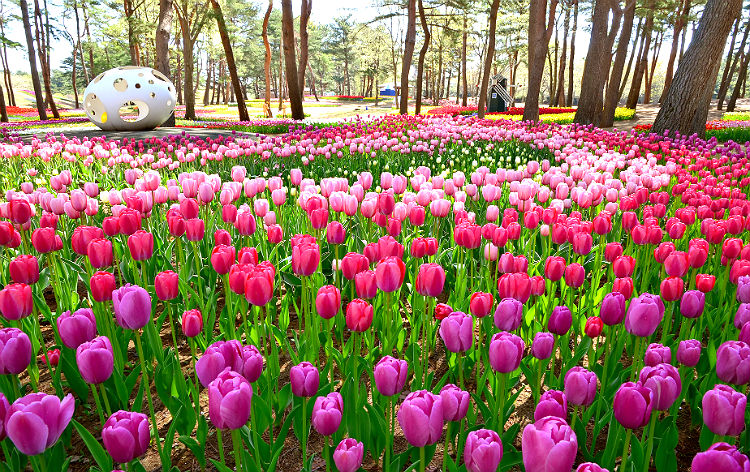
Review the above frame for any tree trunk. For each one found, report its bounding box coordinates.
[262,0,273,117]
[203,59,212,106]
[297,0,311,96]
[626,1,654,109]
[478,0,500,118]
[524,0,559,122]
[71,41,79,109]
[33,0,58,118]
[574,0,622,126]
[0,75,6,122]
[718,11,749,110]
[178,10,196,120]
[619,17,642,100]
[281,0,304,120]
[461,15,468,106]
[602,0,636,127]
[414,0,430,115]
[155,0,173,126]
[653,0,743,137]
[644,31,663,103]
[19,0,47,120]
[566,0,578,106]
[211,0,250,121]
[124,0,139,65]
[554,3,569,107]
[660,0,692,103]
[400,0,417,114]
[728,51,750,111]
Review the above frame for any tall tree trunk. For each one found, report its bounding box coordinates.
[280,0,304,120]
[400,0,417,114]
[602,0,636,127]
[574,0,622,126]
[33,0,58,118]
[83,4,94,74]
[554,3,569,107]
[124,0,139,65]
[155,0,173,125]
[461,14,468,106]
[72,0,89,85]
[728,52,750,111]
[71,42,79,108]
[718,11,750,110]
[19,0,47,120]
[660,0,692,103]
[262,0,273,117]
[566,0,577,106]
[619,17,642,100]
[307,62,319,101]
[478,0,500,118]
[653,0,743,137]
[0,75,6,122]
[523,0,559,122]
[455,61,461,104]
[297,0,311,97]
[211,0,250,121]
[626,1,654,109]
[414,0,430,115]
[644,31,663,103]
[177,10,196,120]
[278,43,284,111]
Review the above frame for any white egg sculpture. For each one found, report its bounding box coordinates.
[83,66,177,131]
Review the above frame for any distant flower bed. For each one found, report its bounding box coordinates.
[0,117,90,129]
[635,120,750,142]
[428,106,576,116]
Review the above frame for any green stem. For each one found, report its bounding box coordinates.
[325,436,331,472]
[641,413,658,472]
[166,302,178,350]
[302,397,309,469]
[91,384,105,426]
[99,384,112,416]
[231,428,243,471]
[620,428,633,472]
[419,446,426,472]
[496,372,507,431]
[217,429,225,465]
[134,331,164,462]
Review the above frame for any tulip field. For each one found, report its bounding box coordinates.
[0,113,748,471]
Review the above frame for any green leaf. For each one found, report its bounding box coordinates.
[655,423,678,472]
[72,420,113,471]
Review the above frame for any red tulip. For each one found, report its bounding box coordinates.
[434,303,453,320]
[72,226,104,256]
[292,239,320,276]
[9,255,39,285]
[316,285,341,320]
[564,263,585,288]
[415,263,445,298]
[118,208,142,235]
[90,271,116,302]
[660,276,684,302]
[696,274,716,293]
[0,221,15,246]
[375,256,406,293]
[355,270,377,298]
[31,227,61,253]
[245,262,275,306]
[613,277,634,299]
[326,221,346,245]
[469,292,493,318]
[181,309,203,338]
[530,276,545,296]
[267,224,283,244]
[214,229,232,247]
[8,199,31,224]
[0,283,33,320]
[185,219,205,241]
[544,256,565,281]
[345,299,373,331]
[341,252,369,280]
[102,216,120,236]
[210,245,235,274]
[497,272,532,303]
[87,238,113,269]
[604,242,624,262]
[127,230,154,261]
[584,317,603,338]
[612,256,635,278]
[154,270,179,301]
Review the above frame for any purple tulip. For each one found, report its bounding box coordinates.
[677,339,701,367]
[240,345,264,383]
[575,463,610,472]
[311,392,343,436]
[439,311,473,352]
[397,390,444,447]
[207,368,253,430]
[702,384,746,436]
[333,438,364,472]
[613,381,653,429]
[624,293,664,337]
[0,393,8,441]
[494,298,523,331]
[534,390,567,421]
[0,328,31,375]
[692,442,750,472]
[464,429,503,472]
[56,308,97,349]
[680,290,705,318]
[738,275,750,303]
[644,343,672,367]
[563,366,597,407]
[440,384,470,422]
[373,355,408,396]
[548,306,572,336]
[290,361,320,397]
[521,416,577,472]
[6,393,75,456]
[716,340,750,385]
[735,303,750,329]
[639,363,681,410]
[489,331,525,373]
[76,336,114,385]
[112,284,151,330]
[102,410,150,464]
[531,332,554,360]
[740,322,750,346]
[196,340,243,387]
[599,292,626,326]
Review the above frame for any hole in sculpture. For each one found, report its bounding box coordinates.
[118,100,149,123]
[166,100,172,107]
[150,92,156,99]
[138,73,144,77]
[135,83,141,89]
[148,79,155,85]
[92,74,104,84]
[113,78,128,92]
[152,70,169,82]
[120,66,141,70]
